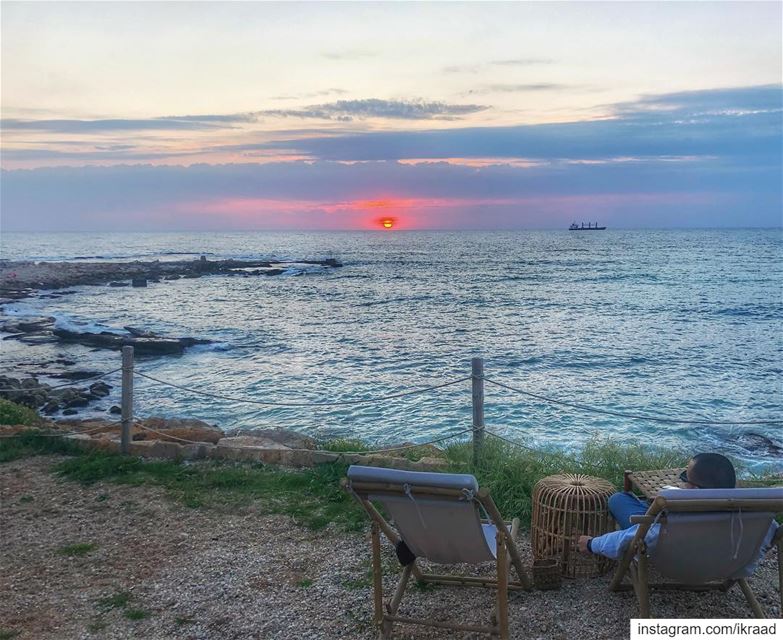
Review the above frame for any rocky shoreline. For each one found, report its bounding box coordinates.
[0,255,341,303]
[0,255,344,420]
[1,315,214,355]
[1,419,449,472]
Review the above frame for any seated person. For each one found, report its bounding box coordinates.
[577,453,778,574]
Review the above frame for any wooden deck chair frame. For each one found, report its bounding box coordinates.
[609,494,783,618]
[343,478,532,639]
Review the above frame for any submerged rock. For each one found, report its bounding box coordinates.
[52,328,211,355]
[733,432,783,457]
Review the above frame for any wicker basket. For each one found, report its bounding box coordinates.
[531,474,616,578]
[532,558,561,590]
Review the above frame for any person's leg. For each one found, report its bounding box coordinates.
[608,492,648,529]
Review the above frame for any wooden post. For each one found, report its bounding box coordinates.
[120,346,134,454]
[371,522,384,628]
[471,357,484,467]
[495,530,509,640]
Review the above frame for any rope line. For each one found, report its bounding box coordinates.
[483,428,588,470]
[134,371,471,407]
[134,423,205,445]
[483,377,783,426]
[0,368,122,393]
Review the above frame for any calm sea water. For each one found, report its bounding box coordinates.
[2,230,782,468]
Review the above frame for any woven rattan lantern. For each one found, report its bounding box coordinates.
[531,474,616,578]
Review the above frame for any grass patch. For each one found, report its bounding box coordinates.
[96,591,132,612]
[296,578,314,588]
[321,438,369,453]
[0,630,19,640]
[53,451,366,532]
[0,398,40,426]
[444,436,689,525]
[123,609,150,621]
[3,427,777,534]
[0,429,85,463]
[321,438,442,462]
[58,542,98,557]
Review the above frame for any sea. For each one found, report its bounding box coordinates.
[2,229,782,469]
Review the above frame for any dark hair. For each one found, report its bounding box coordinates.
[690,453,736,489]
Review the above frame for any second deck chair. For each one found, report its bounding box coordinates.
[609,487,783,618]
[344,465,532,639]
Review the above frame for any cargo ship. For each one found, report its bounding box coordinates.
[569,222,606,230]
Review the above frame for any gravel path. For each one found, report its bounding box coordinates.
[1,457,779,639]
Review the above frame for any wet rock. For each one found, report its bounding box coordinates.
[109,405,121,415]
[62,408,78,416]
[124,326,156,338]
[52,328,211,355]
[131,278,147,287]
[64,395,91,409]
[51,370,104,381]
[89,382,112,397]
[108,281,129,287]
[734,432,783,456]
[42,401,60,415]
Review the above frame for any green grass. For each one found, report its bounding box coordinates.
[96,591,132,612]
[123,609,150,621]
[321,437,445,462]
[2,428,777,534]
[321,438,370,453]
[58,542,98,557]
[0,398,41,427]
[443,436,689,525]
[51,448,366,531]
[296,578,314,588]
[0,429,84,463]
[0,630,19,640]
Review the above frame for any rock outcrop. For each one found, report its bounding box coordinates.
[0,256,343,303]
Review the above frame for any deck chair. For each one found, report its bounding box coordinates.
[344,465,532,639]
[609,487,783,618]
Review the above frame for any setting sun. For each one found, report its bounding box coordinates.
[382,218,394,229]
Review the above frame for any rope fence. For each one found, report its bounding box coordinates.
[134,370,470,407]
[2,349,781,462]
[483,377,783,426]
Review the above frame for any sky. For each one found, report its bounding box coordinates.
[1,1,781,231]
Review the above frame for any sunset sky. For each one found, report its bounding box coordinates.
[2,1,781,231]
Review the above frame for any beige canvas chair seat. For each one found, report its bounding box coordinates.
[344,465,532,639]
[610,486,783,618]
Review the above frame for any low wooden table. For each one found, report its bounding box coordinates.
[624,468,761,499]
[623,468,687,499]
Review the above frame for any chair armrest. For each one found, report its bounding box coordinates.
[630,515,667,525]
